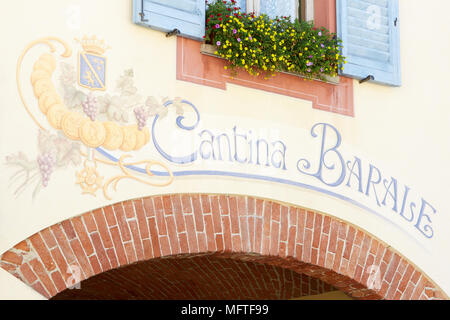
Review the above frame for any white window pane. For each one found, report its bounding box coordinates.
[260,0,297,19]
[233,0,246,12]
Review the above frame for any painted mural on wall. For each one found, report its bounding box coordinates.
[6,35,436,245]
[7,36,175,200]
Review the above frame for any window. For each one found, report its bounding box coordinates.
[337,0,401,86]
[133,0,401,87]
[235,0,314,22]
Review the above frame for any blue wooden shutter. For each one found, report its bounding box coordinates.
[133,0,205,41]
[337,0,401,86]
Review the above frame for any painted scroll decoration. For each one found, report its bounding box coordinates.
[7,36,175,200]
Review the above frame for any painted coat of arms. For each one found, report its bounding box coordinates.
[6,35,188,199]
[77,36,107,90]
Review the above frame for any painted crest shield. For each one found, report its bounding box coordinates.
[78,52,106,90]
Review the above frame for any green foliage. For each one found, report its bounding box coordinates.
[205,0,346,80]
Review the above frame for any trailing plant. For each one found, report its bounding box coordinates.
[205,0,346,80]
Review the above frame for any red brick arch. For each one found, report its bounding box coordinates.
[0,194,446,300]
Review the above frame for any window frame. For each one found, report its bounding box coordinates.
[243,0,314,22]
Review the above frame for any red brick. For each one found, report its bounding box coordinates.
[88,255,102,275]
[51,225,76,264]
[271,202,280,221]
[354,230,364,247]
[401,281,415,300]
[303,229,312,263]
[343,226,356,259]
[204,215,216,252]
[179,233,189,253]
[348,245,361,277]
[255,199,263,217]
[210,196,222,233]
[0,262,16,273]
[32,281,49,298]
[248,216,255,251]
[29,258,57,297]
[338,221,347,240]
[29,233,56,271]
[71,216,94,257]
[232,235,242,252]
[288,207,297,226]
[51,271,67,293]
[318,233,329,267]
[263,201,272,238]
[182,194,193,213]
[142,239,153,259]
[165,215,180,255]
[40,228,57,249]
[270,221,280,255]
[279,242,287,258]
[333,239,345,273]
[215,234,224,252]
[143,197,156,217]
[14,240,30,252]
[229,197,239,234]
[147,218,161,258]
[20,263,37,284]
[296,209,305,244]
[411,276,426,300]
[69,238,93,279]
[129,219,146,259]
[160,195,172,215]
[134,199,150,239]
[50,247,70,281]
[92,209,113,249]
[219,195,230,215]
[201,195,211,214]
[90,232,111,272]
[124,241,138,263]
[198,233,207,252]
[254,216,262,254]
[357,234,371,267]
[305,211,314,229]
[398,264,414,293]
[123,200,136,219]
[106,248,119,269]
[184,215,198,253]
[1,250,23,266]
[312,214,322,248]
[61,220,77,240]
[385,253,401,283]
[328,220,339,253]
[82,212,97,233]
[287,226,296,257]
[311,248,318,265]
[113,203,132,241]
[103,205,117,226]
[159,236,171,256]
[109,226,128,266]
[386,272,403,299]
[239,217,250,252]
[247,197,255,215]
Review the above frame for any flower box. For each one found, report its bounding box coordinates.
[200,43,340,85]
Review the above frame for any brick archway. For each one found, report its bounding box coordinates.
[0,194,446,300]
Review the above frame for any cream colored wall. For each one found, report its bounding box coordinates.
[0,0,449,299]
[0,268,46,300]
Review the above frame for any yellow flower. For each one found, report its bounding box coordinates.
[224,66,228,70]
